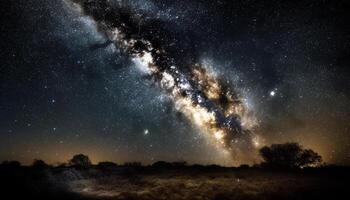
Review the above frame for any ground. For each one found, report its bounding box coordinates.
[1,166,349,200]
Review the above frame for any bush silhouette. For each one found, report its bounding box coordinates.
[152,161,172,168]
[123,162,142,167]
[31,159,49,169]
[260,143,322,168]
[69,154,92,169]
[239,164,250,169]
[97,161,118,169]
[171,161,187,167]
[152,161,187,168]
[0,160,21,168]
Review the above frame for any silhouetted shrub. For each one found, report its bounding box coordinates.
[152,161,187,168]
[239,164,250,169]
[69,154,92,169]
[260,143,322,168]
[56,162,68,168]
[206,164,221,170]
[172,161,187,167]
[0,160,21,168]
[97,161,118,169]
[152,161,172,168]
[124,162,142,167]
[31,159,50,169]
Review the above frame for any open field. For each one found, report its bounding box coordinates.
[1,165,349,200]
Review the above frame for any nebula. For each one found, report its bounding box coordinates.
[69,0,259,163]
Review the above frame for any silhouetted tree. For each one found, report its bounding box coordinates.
[298,149,322,167]
[69,154,92,169]
[260,143,322,168]
[32,159,49,169]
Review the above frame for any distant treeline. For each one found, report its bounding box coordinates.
[1,143,328,170]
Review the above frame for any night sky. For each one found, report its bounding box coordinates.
[1,0,349,166]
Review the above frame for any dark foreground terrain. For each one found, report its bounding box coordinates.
[1,165,349,200]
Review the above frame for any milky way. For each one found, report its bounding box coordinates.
[68,0,258,161]
[1,0,350,166]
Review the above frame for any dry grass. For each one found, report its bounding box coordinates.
[1,165,348,200]
[62,169,341,200]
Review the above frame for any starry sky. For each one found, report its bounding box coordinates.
[0,0,349,166]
